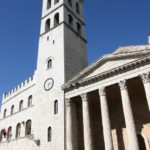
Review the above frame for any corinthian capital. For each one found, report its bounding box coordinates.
[65,98,71,106]
[99,87,106,96]
[119,80,127,90]
[140,72,150,84]
[81,93,88,102]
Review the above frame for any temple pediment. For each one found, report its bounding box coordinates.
[83,58,137,80]
[63,45,150,89]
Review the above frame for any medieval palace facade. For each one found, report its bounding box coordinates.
[0,0,150,150]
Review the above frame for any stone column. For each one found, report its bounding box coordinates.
[98,87,114,150]
[119,80,139,150]
[141,72,150,111]
[66,98,74,150]
[81,93,93,150]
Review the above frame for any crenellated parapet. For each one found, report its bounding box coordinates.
[2,74,35,102]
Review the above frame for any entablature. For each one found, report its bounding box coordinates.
[64,55,150,98]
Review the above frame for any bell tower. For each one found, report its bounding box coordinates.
[36,0,87,81]
[34,0,87,149]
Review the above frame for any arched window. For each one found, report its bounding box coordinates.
[76,2,80,14]
[11,105,14,115]
[54,100,58,114]
[19,100,23,111]
[47,0,51,10]
[25,120,32,136]
[16,123,21,138]
[3,109,7,118]
[48,127,52,142]
[1,129,7,140]
[7,127,12,141]
[28,95,32,107]
[47,59,52,69]
[68,14,73,27]
[45,19,51,33]
[54,0,59,4]
[54,13,59,27]
[68,0,72,7]
[77,22,81,35]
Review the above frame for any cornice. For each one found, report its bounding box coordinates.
[40,21,87,42]
[63,55,150,91]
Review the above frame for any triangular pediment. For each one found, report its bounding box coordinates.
[63,45,150,89]
[83,57,137,80]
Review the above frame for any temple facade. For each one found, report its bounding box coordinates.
[63,45,150,150]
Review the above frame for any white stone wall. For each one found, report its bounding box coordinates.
[0,77,36,149]
[0,0,87,149]
[64,24,87,81]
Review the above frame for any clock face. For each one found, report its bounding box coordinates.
[44,78,54,91]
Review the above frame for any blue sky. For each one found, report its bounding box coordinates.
[0,0,150,103]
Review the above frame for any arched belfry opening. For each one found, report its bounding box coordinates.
[54,13,59,27]
[77,22,81,35]
[47,0,51,9]
[68,0,72,7]
[45,19,51,33]
[68,14,73,27]
[76,2,80,14]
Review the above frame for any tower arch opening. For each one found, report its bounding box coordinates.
[76,2,80,14]
[54,0,59,5]
[68,14,73,27]
[45,19,51,33]
[54,13,59,27]
[47,0,51,9]
[77,22,81,35]
[68,0,72,7]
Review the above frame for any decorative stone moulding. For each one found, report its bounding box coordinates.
[63,55,150,91]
